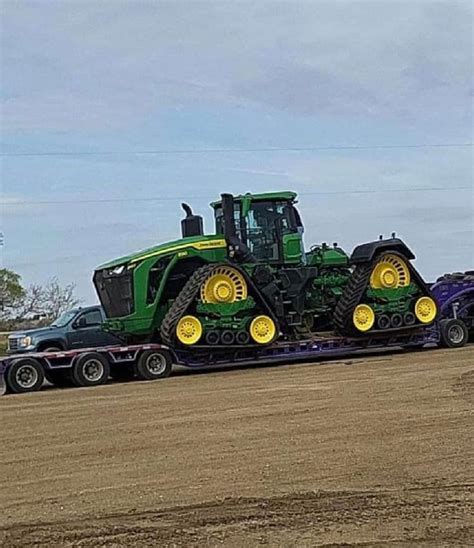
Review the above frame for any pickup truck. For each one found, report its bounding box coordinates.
[6,306,122,354]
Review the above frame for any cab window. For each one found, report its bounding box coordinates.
[245,201,298,261]
[246,202,280,261]
[78,309,102,327]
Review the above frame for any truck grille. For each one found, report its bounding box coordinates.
[8,338,20,352]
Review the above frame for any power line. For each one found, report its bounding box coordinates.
[1,186,471,207]
[0,143,473,157]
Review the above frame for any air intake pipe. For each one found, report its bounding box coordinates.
[221,193,254,262]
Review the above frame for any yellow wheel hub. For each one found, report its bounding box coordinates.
[176,315,202,345]
[370,254,411,289]
[201,266,248,304]
[353,304,375,332]
[249,315,276,344]
[414,296,437,324]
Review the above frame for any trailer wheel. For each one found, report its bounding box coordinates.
[6,358,44,394]
[135,349,172,380]
[72,352,110,387]
[440,319,468,348]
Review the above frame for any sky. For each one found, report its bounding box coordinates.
[1,0,473,302]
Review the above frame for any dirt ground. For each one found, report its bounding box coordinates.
[1,346,473,546]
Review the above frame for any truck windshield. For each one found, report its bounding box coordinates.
[51,310,77,327]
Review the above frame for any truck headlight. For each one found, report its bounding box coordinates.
[19,336,32,347]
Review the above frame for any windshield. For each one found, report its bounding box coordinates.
[50,310,77,327]
[215,200,299,262]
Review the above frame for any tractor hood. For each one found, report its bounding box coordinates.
[96,234,226,271]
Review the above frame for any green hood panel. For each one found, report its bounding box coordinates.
[97,235,227,270]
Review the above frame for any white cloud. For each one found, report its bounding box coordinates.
[2,1,472,132]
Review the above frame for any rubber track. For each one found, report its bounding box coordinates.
[333,251,437,336]
[333,262,373,336]
[160,264,215,345]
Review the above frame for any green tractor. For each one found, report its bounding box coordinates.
[93,191,437,347]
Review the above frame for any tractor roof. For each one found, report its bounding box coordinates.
[210,191,297,208]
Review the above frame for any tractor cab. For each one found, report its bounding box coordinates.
[212,192,305,265]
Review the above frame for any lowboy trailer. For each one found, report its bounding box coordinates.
[1,272,472,395]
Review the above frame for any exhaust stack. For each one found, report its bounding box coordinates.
[181,203,204,238]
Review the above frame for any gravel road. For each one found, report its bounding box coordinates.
[1,346,473,546]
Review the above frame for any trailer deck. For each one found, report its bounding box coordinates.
[0,325,440,395]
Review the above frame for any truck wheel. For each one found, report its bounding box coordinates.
[72,352,110,387]
[44,369,73,387]
[135,349,172,380]
[440,319,468,348]
[6,358,44,394]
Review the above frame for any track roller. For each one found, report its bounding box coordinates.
[352,304,375,332]
[205,330,220,345]
[221,330,236,345]
[236,330,250,345]
[414,297,437,324]
[403,312,416,326]
[377,314,391,330]
[249,315,277,344]
[390,313,403,329]
[176,315,203,345]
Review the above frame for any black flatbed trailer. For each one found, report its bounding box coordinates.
[1,272,473,395]
[0,323,456,395]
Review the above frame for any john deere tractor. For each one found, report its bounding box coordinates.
[93,191,437,347]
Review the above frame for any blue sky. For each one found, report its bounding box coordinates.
[1,1,473,302]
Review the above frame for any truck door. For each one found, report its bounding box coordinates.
[67,309,104,348]
[97,309,123,346]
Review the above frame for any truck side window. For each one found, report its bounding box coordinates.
[79,310,103,327]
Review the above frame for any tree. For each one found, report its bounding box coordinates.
[0,268,26,320]
[39,278,82,319]
[18,278,82,320]
[0,268,82,328]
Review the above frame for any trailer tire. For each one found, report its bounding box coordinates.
[135,349,172,380]
[440,319,468,348]
[71,352,110,387]
[6,358,44,394]
[45,369,73,387]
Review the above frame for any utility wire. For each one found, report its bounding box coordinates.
[1,186,471,207]
[1,143,473,157]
